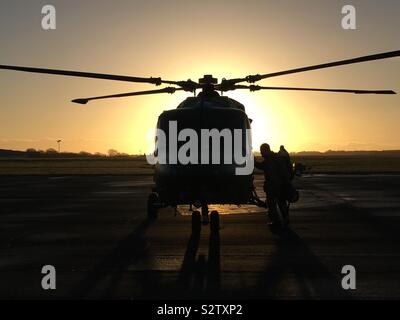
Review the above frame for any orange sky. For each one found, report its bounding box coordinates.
[0,0,399,154]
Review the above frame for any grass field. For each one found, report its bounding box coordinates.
[0,158,153,175]
[0,155,399,175]
[291,155,400,174]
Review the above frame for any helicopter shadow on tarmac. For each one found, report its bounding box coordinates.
[174,223,351,299]
[67,216,352,299]
[177,226,221,298]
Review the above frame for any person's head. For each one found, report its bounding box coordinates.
[280,145,285,151]
[260,143,271,158]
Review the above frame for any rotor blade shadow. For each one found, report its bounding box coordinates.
[68,217,155,299]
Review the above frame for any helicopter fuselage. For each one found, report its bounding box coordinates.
[153,92,255,206]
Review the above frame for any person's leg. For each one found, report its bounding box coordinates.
[278,198,289,227]
[267,196,280,224]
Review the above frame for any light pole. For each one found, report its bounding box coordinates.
[57,140,62,153]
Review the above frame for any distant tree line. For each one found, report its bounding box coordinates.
[0,148,141,159]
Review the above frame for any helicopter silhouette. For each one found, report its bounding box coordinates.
[1,50,399,230]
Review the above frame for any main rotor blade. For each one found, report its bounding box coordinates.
[0,65,174,86]
[231,85,396,94]
[71,87,183,104]
[225,50,400,84]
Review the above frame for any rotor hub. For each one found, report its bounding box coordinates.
[199,75,218,85]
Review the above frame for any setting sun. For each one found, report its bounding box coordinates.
[0,1,398,154]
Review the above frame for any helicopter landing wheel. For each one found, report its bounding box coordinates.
[191,210,201,233]
[210,210,220,232]
[147,192,159,219]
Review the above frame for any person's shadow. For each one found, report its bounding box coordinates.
[256,228,352,299]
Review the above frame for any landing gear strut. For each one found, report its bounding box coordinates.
[191,204,219,232]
